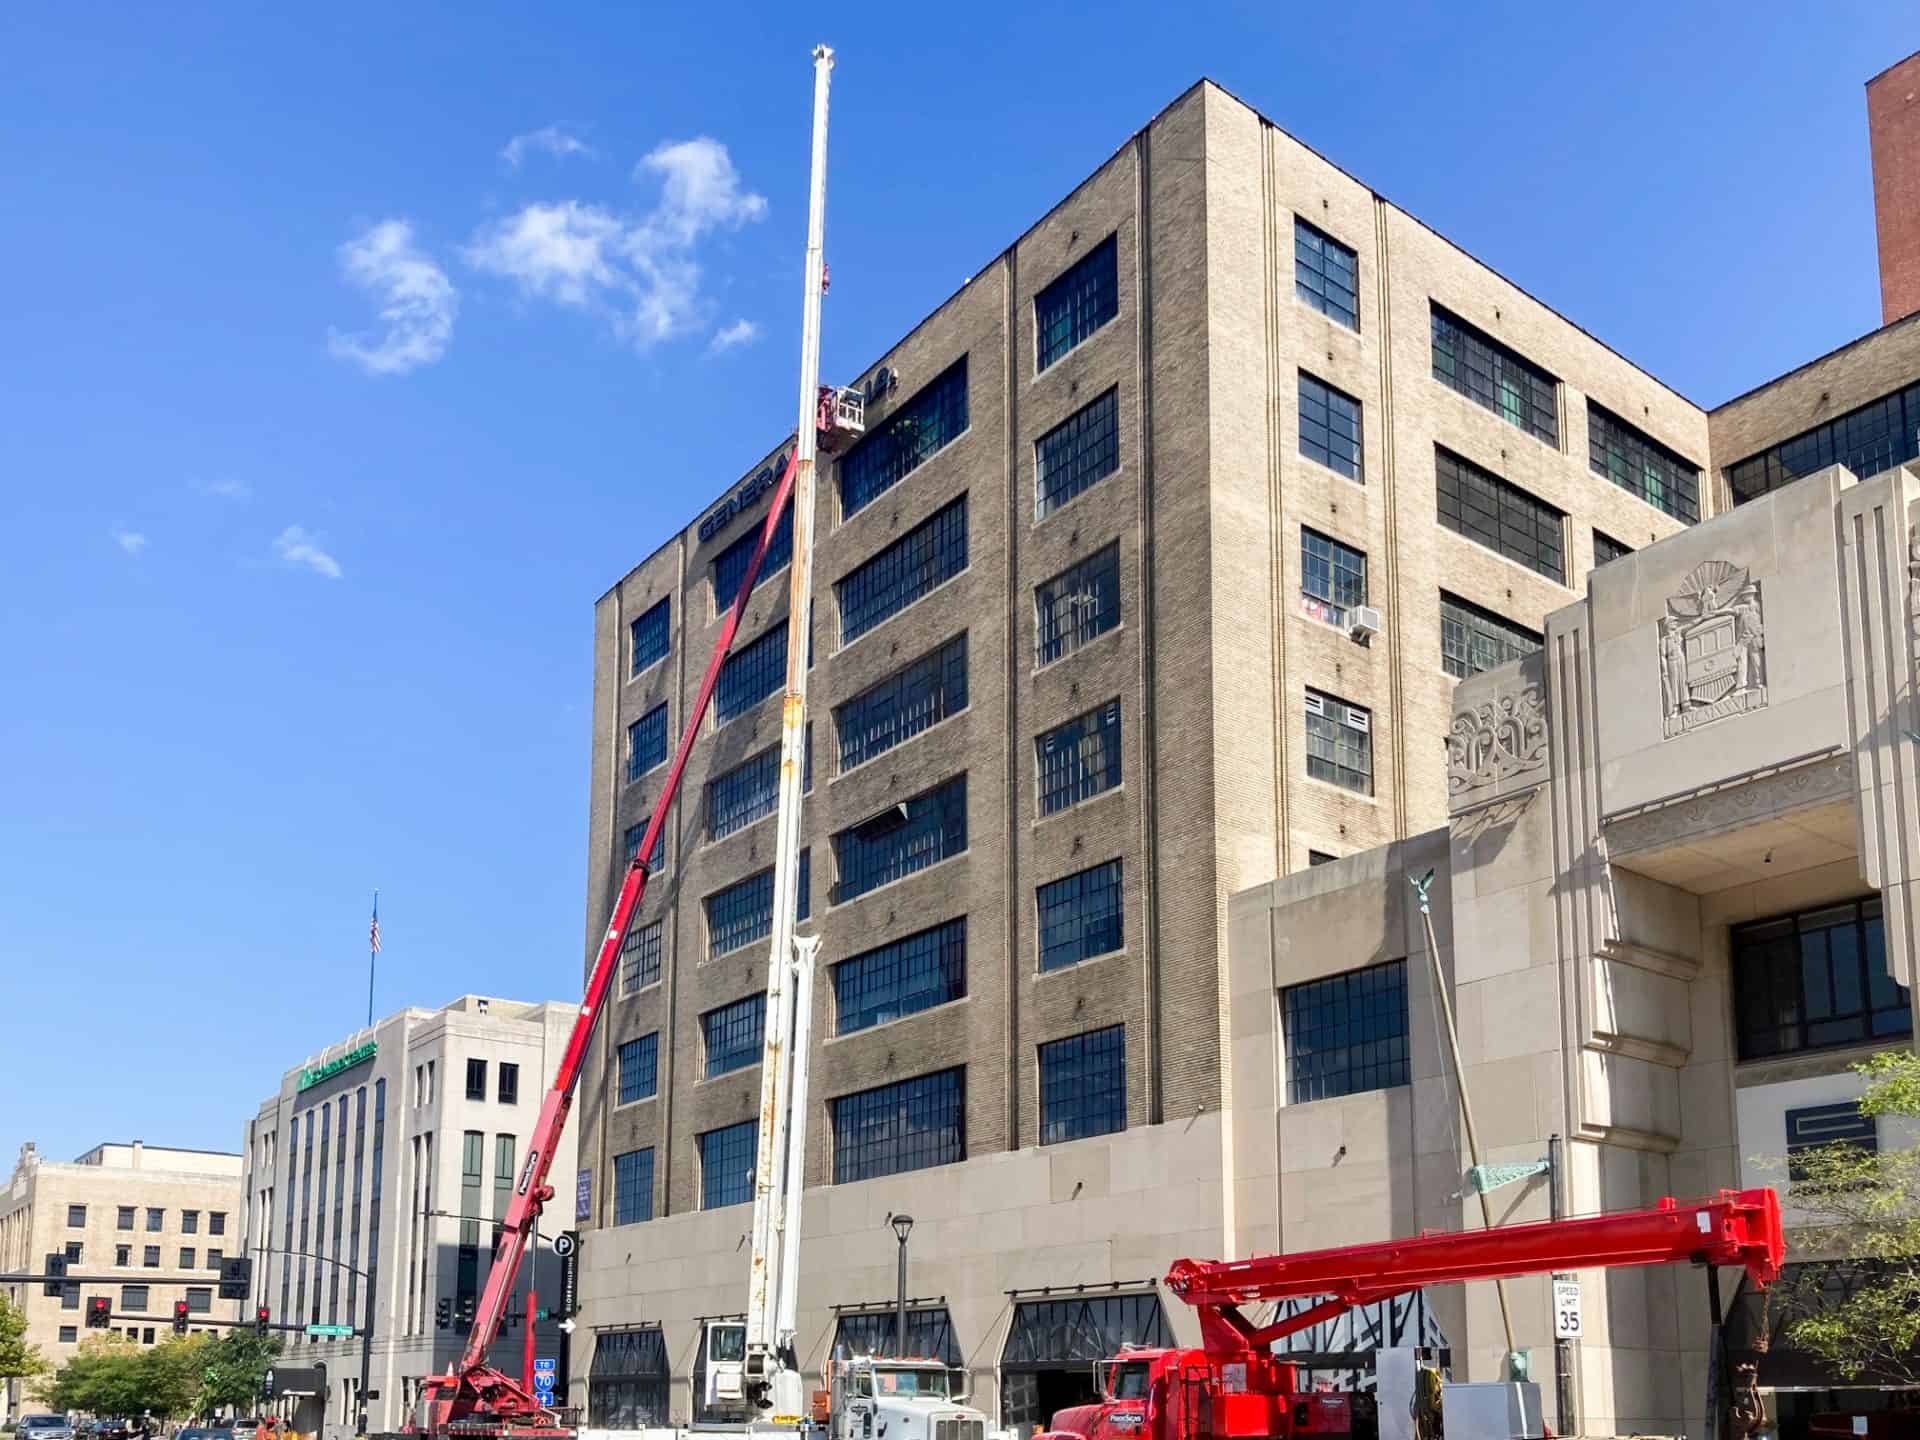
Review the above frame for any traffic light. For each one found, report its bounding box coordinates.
[435,1298,451,1330]
[256,1306,271,1336]
[457,1296,475,1327]
[86,1296,111,1330]
[173,1300,190,1335]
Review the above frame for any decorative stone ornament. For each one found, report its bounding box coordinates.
[1447,685,1548,797]
[1658,560,1767,738]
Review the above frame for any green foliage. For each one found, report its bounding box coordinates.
[36,1334,217,1420]
[195,1330,282,1414]
[1781,1048,1920,1384]
[0,1293,50,1387]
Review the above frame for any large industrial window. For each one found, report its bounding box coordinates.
[715,623,786,722]
[1301,529,1367,627]
[1282,960,1410,1102]
[1732,897,1911,1060]
[1587,403,1701,523]
[1037,860,1123,972]
[832,775,968,903]
[834,1308,961,1365]
[1726,379,1920,507]
[1440,593,1543,679]
[630,598,670,675]
[1435,447,1566,584]
[698,1120,758,1209]
[1294,219,1359,330]
[712,503,793,611]
[1000,1294,1172,1433]
[1593,529,1633,567]
[708,746,779,840]
[704,856,810,958]
[1305,689,1372,794]
[1036,544,1121,665]
[1035,234,1119,371]
[612,1148,654,1226]
[1430,305,1559,446]
[590,1326,669,1427]
[835,633,969,772]
[1039,1025,1126,1144]
[836,495,969,645]
[617,1034,658,1105]
[838,358,970,517]
[626,704,668,783]
[830,1068,965,1183]
[832,918,967,1035]
[1036,387,1120,518]
[1037,701,1122,815]
[624,820,666,875]
[701,993,767,1079]
[1299,373,1363,482]
[620,919,662,993]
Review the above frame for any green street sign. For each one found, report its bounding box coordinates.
[306,1324,356,1338]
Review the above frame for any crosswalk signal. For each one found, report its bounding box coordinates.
[172,1300,190,1335]
[435,1297,451,1330]
[255,1306,271,1336]
[86,1296,111,1330]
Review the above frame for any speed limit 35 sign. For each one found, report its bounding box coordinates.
[1552,1278,1583,1339]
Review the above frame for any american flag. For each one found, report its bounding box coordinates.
[369,897,381,955]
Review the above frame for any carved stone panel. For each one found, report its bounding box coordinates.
[1658,560,1767,738]
[1447,652,1549,812]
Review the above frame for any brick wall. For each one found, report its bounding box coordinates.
[1870,50,1920,326]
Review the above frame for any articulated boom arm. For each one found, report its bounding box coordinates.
[419,451,802,1427]
[1167,1188,1784,1355]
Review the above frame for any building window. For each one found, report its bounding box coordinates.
[836,495,969,646]
[1726,379,1920,507]
[1594,529,1632,567]
[186,1288,211,1314]
[1294,219,1359,330]
[64,1242,81,1263]
[206,1249,222,1270]
[1283,960,1410,1102]
[630,598,670,675]
[147,1208,164,1232]
[465,1059,487,1101]
[1036,544,1121,666]
[1785,1102,1879,1182]
[1309,850,1337,866]
[1430,304,1559,444]
[712,504,793,611]
[832,918,967,1035]
[1587,403,1701,523]
[1299,372,1363,481]
[209,1211,225,1237]
[144,1246,160,1268]
[613,1148,655,1225]
[58,1326,77,1344]
[66,1204,86,1227]
[1036,234,1119,371]
[838,358,970,517]
[122,1285,149,1311]
[623,819,666,875]
[1301,528,1367,628]
[1305,690,1372,794]
[708,746,780,840]
[1039,1025,1126,1144]
[835,633,968,773]
[1435,447,1566,584]
[180,1248,196,1270]
[715,622,786,722]
[1440,592,1543,679]
[626,704,669,783]
[1732,897,1911,1060]
[115,1245,130,1266]
[1037,701,1122,815]
[117,1206,134,1230]
[498,1063,519,1105]
[60,1285,79,1311]
[588,1325,670,1427]
[1037,859,1123,971]
[621,919,663,993]
[141,1327,154,1345]
[702,993,767,1079]
[1036,387,1121,518]
[707,866,769,959]
[618,1034,659,1105]
[831,1068,965,1183]
[832,775,968,903]
[834,1308,960,1366]
[698,1120,758,1209]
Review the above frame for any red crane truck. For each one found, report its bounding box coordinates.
[1039,1188,1786,1440]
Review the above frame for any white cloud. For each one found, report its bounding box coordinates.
[327,220,458,376]
[113,530,148,555]
[192,477,252,500]
[274,525,343,579]
[709,318,761,352]
[465,137,765,348]
[502,126,593,170]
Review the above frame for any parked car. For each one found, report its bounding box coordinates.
[18,1416,73,1440]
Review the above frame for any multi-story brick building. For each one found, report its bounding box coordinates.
[0,1140,244,1421]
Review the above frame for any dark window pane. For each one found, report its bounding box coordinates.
[1430,305,1559,445]
[1299,372,1363,481]
[626,704,669,783]
[1305,689,1372,794]
[708,746,780,840]
[1727,380,1920,506]
[617,1034,659,1105]
[836,496,969,646]
[832,775,968,903]
[1037,860,1123,971]
[612,1148,654,1225]
[1435,446,1565,584]
[832,918,968,1035]
[1036,544,1121,665]
[1301,528,1368,629]
[1282,960,1410,1102]
[1036,236,1119,370]
[701,993,766,1079]
[1732,897,1911,1059]
[620,919,663,993]
[1039,1025,1126,1143]
[1037,701,1122,815]
[715,623,786,722]
[697,1120,757,1209]
[712,504,793,611]
[1587,403,1701,523]
[704,854,809,957]
[838,359,970,517]
[835,634,969,772]
[629,598,670,675]
[830,1068,965,1182]
[1294,220,1359,330]
[1594,530,1633,567]
[623,819,666,875]
[1036,387,1121,517]
[1440,592,1543,679]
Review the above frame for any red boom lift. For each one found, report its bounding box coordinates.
[1041,1188,1786,1440]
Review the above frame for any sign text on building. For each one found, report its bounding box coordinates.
[298,1041,377,1091]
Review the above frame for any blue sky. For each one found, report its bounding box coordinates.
[0,3,1910,1164]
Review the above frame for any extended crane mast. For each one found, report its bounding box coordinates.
[413,47,848,1437]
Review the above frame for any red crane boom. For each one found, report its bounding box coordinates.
[415,451,802,1433]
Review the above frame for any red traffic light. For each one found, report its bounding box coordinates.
[255,1306,271,1336]
[172,1300,190,1334]
[86,1296,111,1329]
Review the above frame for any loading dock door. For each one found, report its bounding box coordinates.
[999,1292,1171,1436]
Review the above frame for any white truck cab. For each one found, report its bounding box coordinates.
[702,1320,751,1420]
[825,1356,1009,1440]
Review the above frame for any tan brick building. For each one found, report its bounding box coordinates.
[0,1141,243,1420]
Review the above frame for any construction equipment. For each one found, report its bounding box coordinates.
[817,1354,1002,1440]
[410,45,860,1439]
[1039,1188,1785,1440]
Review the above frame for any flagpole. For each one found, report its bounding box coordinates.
[367,890,379,1030]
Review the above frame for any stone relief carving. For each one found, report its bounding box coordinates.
[1604,752,1853,856]
[1658,560,1767,738]
[1447,685,1549,798]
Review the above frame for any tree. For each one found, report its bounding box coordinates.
[139,1336,210,1419]
[0,1291,50,1392]
[195,1331,281,1415]
[37,1335,147,1417]
[1779,1047,1920,1384]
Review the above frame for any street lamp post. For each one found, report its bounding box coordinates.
[889,1215,914,1357]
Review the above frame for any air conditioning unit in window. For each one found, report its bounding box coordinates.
[1348,606,1383,642]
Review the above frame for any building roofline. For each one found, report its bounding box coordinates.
[1866,47,1920,89]
[75,1143,243,1160]
[1708,304,1920,414]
